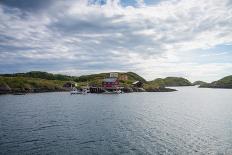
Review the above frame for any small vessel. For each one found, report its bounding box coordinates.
[70,88,83,95]
[13,92,26,95]
[82,87,90,94]
[103,89,122,94]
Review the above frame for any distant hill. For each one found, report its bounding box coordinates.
[76,72,147,83]
[200,75,232,88]
[193,81,207,86]
[0,71,74,81]
[0,71,148,93]
[0,76,67,94]
[0,71,146,84]
[149,77,192,87]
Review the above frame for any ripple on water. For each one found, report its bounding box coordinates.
[0,89,232,154]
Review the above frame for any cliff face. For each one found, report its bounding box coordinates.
[200,75,232,88]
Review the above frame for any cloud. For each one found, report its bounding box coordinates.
[0,0,232,81]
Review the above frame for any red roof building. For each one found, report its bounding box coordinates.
[102,78,119,90]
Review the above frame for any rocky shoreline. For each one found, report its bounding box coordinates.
[0,89,68,95]
[0,86,177,95]
[145,87,177,92]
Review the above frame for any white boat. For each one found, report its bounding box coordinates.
[70,90,83,95]
[70,87,84,95]
[82,88,90,94]
[103,89,122,94]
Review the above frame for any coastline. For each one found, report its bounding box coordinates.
[0,87,177,95]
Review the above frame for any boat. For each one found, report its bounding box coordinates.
[70,88,83,95]
[82,87,90,94]
[13,92,26,95]
[103,89,122,94]
[70,90,83,95]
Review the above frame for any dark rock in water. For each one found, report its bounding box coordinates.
[122,87,133,93]
[0,83,11,94]
[145,87,177,92]
[132,87,146,92]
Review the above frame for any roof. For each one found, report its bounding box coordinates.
[103,78,118,83]
[132,81,140,85]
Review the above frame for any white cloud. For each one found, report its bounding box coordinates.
[0,0,232,81]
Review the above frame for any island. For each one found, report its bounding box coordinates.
[149,77,192,87]
[193,81,208,86]
[199,75,232,89]
[0,71,177,94]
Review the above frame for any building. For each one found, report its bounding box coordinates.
[132,81,143,87]
[118,74,128,81]
[110,72,118,78]
[102,78,119,90]
[63,82,77,89]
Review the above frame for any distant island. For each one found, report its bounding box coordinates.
[150,77,192,87]
[192,81,208,86]
[0,71,231,94]
[199,75,232,89]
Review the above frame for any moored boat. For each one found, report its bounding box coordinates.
[70,88,83,95]
[103,89,122,94]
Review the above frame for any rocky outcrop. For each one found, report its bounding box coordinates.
[145,87,177,92]
[0,83,11,94]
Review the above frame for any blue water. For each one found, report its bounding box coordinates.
[0,87,232,154]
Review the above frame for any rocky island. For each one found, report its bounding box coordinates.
[2,71,232,94]
[199,75,232,89]
[0,71,178,94]
[149,77,192,87]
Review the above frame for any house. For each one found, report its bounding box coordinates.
[110,72,118,78]
[63,82,77,88]
[132,81,143,87]
[102,78,119,90]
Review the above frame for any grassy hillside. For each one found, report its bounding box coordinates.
[0,71,148,93]
[0,71,178,93]
[149,77,192,87]
[0,76,68,93]
[74,72,147,88]
[75,72,146,83]
[125,72,147,83]
[200,75,232,88]
[1,71,75,81]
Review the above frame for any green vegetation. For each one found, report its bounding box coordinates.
[193,81,207,86]
[0,76,69,94]
[200,75,232,88]
[2,71,232,93]
[1,71,75,81]
[75,72,146,83]
[0,71,179,94]
[125,72,147,83]
[74,72,147,88]
[149,77,192,87]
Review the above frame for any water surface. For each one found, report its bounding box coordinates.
[0,87,232,154]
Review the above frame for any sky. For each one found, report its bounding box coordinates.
[0,0,232,82]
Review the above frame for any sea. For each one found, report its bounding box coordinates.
[0,86,232,154]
